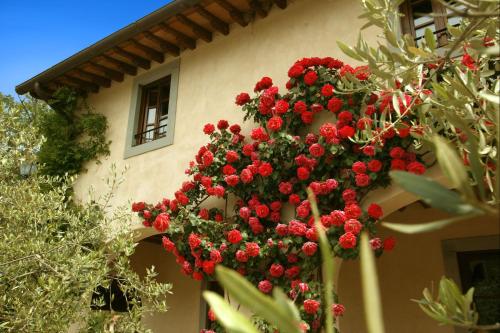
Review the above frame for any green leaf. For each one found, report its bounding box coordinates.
[433,136,476,201]
[360,233,385,333]
[389,171,480,215]
[479,91,500,104]
[382,212,482,234]
[272,288,301,323]
[203,291,260,333]
[337,41,364,61]
[215,266,302,333]
[424,28,436,50]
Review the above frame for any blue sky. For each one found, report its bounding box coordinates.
[0,0,171,97]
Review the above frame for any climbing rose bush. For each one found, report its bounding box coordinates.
[133,56,427,331]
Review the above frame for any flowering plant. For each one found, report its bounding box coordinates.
[133,56,428,331]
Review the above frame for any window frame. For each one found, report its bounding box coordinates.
[399,0,451,47]
[124,59,180,159]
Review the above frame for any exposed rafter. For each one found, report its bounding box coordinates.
[194,5,230,35]
[214,0,248,27]
[158,23,196,50]
[142,31,181,56]
[61,76,99,93]
[176,14,213,42]
[87,61,124,82]
[113,47,151,69]
[249,0,268,18]
[74,68,112,87]
[130,40,165,63]
[100,55,138,76]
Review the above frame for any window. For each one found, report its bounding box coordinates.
[400,0,463,47]
[124,59,179,158]
[135,76,171,145]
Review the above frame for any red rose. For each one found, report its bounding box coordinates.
[285,266,301,279]
[208,309,216,322]
[319,123,337,140]
[302,242,318,256]
[275,100,289,114]
[332,304,345,317]
[217,119,229,130]
[407,161,426,175]
[227,229,243,244]
[296,203,310,219]
[269,263,284,277]
[210,249,222,263]
[240,168,254,184]
[270,201,282,211]
[294,101,307,114]
[226,150,239,163]
[235,250,248,262]
[330,210,346,226]
[298,282,309,293]
[368,203,383,219]
[242,144,254,156]
[199,208,209,220]
[327,97,343,113]
[224,175,239,187]
[258,162,273,177]
[235,92,250,106]
[368,159,382,172]
[255,204,270,218]
[254,76,273,92]
[383,236,396,251]
[222,164,236,175]
[355,173,371,187]
[258,280,273,293]
[303,299,320,314]
[391,159,406,170]
[202,260,216,275]
[297,167,310,180]
[363,145,376,157]
[390,147,405,159]
[344,219,362,234]
[203,123,215,134]
[239,207,251,220]
[132,201,146,212]
[245,242,260,257]
[212,185,225,198]
[301,111,314,124]
[153,213,170,232]
[461,53,477,70]
[251,127,269,141]
[352,161,366,174]
[288,220,307,236]
[309,143,325,157]
[304,71,318,85]
[288,64,304,78]
[342,189,357,203]
[162,236,175,252]
[267,116,283,132]
[321,84,334,97]
[202,151,214,167]
[289,194,301,205]
[338,125,355,138]
[339,232,357,249]
[344,203,362,219]
[229,124,241,134]
[338,111,353,123]
[188,233,202,249]
[370,238,382,250]
[275,223,288,236]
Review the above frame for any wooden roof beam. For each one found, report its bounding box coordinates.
[61,76,99,93]
[142,31,180,56]
[113,47,151,70]
[194,5,229,36]
[130,40,165,63]
[176,14,212,43]
[273,0,287,9]
[249,0,269,18]
[214,0,248,27]
[74,68,112,87]
[158,23,196,50]
[101,54,138,76]
[87,61,124,82]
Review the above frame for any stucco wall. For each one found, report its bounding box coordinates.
[338,204,500,333]
[73,0,378,209]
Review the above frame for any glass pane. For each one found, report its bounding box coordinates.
[160,83,170,101]
[148,89,158,106]
[147,107,156,124]
[447,6,465,27]
[161,102,169,117]
[145,125,154,142]
[412,1,433,26]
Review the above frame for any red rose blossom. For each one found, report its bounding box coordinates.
[203,123,215,134]
[153,213,170,232]
[258,280,273,293]
[269,263,284,278]
[227,230,243,244]
[235,92,250,106]
[267,116,283,132]
[302,242,318,256]
[367,203,383,219]
[304,71,318,85]
[339,232,357,249]
[303,299,320,314]
[321,84,334,97]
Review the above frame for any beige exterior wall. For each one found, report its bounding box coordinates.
[338,204,499,333]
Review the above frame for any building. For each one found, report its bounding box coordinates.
[16,0,499,332]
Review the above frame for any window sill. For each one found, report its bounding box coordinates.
[124,136,173,159]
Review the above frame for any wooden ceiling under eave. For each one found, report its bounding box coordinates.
[18,0,288,99]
